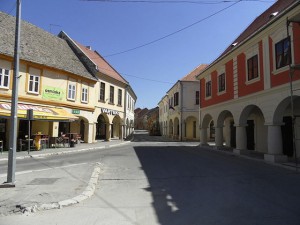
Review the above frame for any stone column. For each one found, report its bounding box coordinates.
[199,127,208,146]
[106,123,111,141]
[234,125,247,154]
[215,126,223,148]
[264,124,287,163]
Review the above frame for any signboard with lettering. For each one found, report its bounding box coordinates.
[42,86,64,101]
[101,108,119,116]
[72,109,80,114]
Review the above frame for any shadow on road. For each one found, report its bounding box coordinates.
[133,144,300,225]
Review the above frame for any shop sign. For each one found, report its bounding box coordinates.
[101,108,119,115]
[72,109,80,114]
[42,86,64,101]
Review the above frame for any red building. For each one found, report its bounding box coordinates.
[197,0,300,162]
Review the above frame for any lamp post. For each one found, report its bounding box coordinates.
[7,0,22,185]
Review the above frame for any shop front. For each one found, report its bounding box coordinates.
[0,102,78,151]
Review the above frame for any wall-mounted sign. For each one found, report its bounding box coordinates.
[72,109,80,114]
[42,86,64,101]
[101,108,119,116]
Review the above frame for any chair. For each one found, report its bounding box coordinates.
[76,134,82,144]
[40,135,49,149]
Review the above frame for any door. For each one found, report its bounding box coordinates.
[246,120,255,150]
[281,116,293,157]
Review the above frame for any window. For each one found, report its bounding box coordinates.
[275,37,291,69]
[206,81,211,97]
[68,82,76,100]
[174,92,179,106]
[100,82,105,102]
[109,86,114,104]
[218,73,225,92]
[81,86,88,103]
[0,68,9,88]
[195,91,200,105]
[28,74,40,93]
[247,55,259,80]
[118,89,122,106]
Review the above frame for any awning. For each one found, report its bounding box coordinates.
[0,102,78,121]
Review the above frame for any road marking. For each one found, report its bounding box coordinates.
[0,163,88,178]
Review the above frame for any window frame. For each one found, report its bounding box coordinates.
[195,91,200,105]
[247,54,259,81]
[205,80,212,98]
[99,82,105,102]
[275,36,291,70]
[118,89,122,106]
[109,86,114,104]
[28,74,40,94]
[81,86,88,103]
[218,73,226,93]
[0,67,10,89]
[174,92,179,106]
[67,82,76,101]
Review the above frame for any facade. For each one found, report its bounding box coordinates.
[197,0,300,162]
[0,11,97,148]
[59,31,137,142]
[0,11,136,150]
[124,85,137,138]
[134,108,149,130]
[158,64,207,141]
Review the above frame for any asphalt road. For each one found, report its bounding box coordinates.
[1,132,300,225]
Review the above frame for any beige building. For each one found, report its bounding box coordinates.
[0,11,136,150]
[158,64,207,141]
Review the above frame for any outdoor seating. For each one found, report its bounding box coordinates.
[18,138,34,151]
[40,135,49,149]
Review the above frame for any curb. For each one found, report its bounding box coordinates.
[18,162,102,215]
[0,141,130,162]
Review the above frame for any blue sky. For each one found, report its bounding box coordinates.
[0,0,275,109]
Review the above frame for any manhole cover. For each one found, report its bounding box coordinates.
[28,178,59,185]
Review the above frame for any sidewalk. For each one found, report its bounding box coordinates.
[0,139,130,216]
[0,139,129,162]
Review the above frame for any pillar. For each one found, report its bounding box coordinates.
[215,127,223,148]
[199,127,208,146]
[233,125,247,154]
[106,123,111,141]
[264,124,287,163]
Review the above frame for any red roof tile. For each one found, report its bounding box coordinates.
[75,42,128,84]
[181,64,208,81]
[200,0,298,74]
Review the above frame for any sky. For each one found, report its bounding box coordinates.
[0,0,275,109]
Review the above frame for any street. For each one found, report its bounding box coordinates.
[1,131,300,225]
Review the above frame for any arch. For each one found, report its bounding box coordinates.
[239,104,267,152]
[96,114,109,140]
[112,115,122,139]
[273,95,300,157]
[202,113,213,129]
[216,110,235,148]
[185,116,197,140]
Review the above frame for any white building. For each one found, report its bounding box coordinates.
[158,64,207,141]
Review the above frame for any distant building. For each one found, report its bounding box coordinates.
[134,108,149,130]
[158,64,207,141]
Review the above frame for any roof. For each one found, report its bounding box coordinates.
[181,64,208,81]
[197,0,299,77]
[74,40,128,85]
[0,11,95,80]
